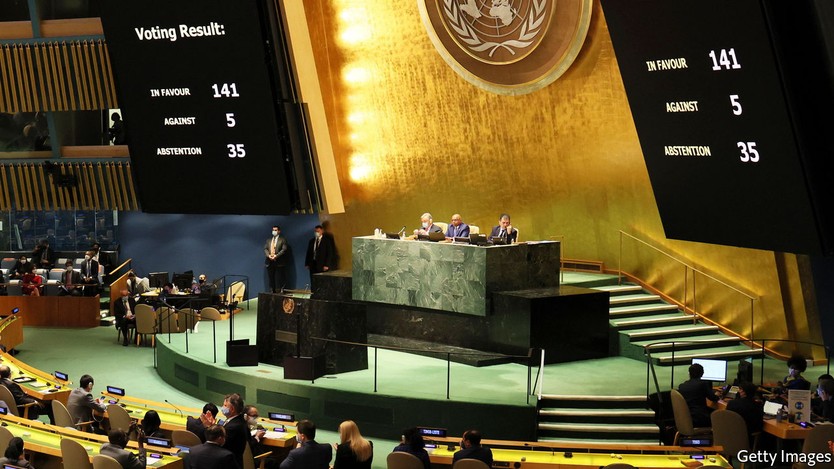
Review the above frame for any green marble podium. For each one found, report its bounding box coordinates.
[351,236,560,316]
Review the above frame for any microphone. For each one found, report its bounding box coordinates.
[164,399,184,417]
[398,226,406,236]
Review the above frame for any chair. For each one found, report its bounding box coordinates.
[199,306,223,321]
[61,437,94,469]
[116,318,135,345]
[243,441,271,469]
[454,459,492,469]
[0,258,15,271]
[93,454,123,469]
[435,222,449,233]
[134,303,157,346]
[387,452,424,469]
[171,429,202,448]
[0,425,14,453]
[670,389,711,445]
[795,424,834,469]
[0,385,36,418]
[226,281,246,308]
[711,409,756,468]
[469,225,480,234]
[176,308,197,333]
[156,307,178,333]
[106,403,133,433]
[53,399,94,431]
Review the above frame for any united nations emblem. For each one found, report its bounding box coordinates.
[282,297,295,314]
[418,0,593,95]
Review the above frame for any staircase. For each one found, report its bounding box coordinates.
[537,394,658,444]
[591,281,762,365]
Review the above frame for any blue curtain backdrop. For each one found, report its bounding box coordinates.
[119,212,321,295]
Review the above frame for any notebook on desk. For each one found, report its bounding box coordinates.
[763,400,784,418]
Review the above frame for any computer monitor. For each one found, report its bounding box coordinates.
[692,358,727,383]
[148,272,169,289]
[172,271,193,290]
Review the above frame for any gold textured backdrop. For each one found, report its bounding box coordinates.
[301,0,820,356]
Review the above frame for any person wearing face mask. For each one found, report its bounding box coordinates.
[113,289,136,346]
[220,393,249,468]
[264,225,289,293]
[80,250,100,296]
[67,374,107,433]
[9,255,32,280]
[305,225,336,282]
[243,405,278,469]
[413,213,443,237]
[59,260,83,296]
[32,239,55,269]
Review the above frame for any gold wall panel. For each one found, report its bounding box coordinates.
[297,0,816,355]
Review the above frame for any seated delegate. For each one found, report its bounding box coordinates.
[445,214,470,239]
[489,213,518,243]
[413,213,443,237]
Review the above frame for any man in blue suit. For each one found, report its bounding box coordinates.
[445,214,470,239]
[186,425,240,469]
[488,213,518,243]
[279,419,332,469]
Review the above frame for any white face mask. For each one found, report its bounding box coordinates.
[272,230,278,237]
[66,266,73,272]
[84,255,91,260]
[421,222,429,229]
[20,259,26,264]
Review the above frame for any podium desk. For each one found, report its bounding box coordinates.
[352,237,560,316]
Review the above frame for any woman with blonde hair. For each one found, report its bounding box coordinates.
[334,420,373,469]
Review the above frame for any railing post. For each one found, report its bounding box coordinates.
[212,319,217,364]
[618,231,623,285]
[446,352,451,400]
[760,340,765,385]
[670,342,676,390]
[374,347,378,393]
[750,298,755,344]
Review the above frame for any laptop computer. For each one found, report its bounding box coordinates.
[763,400,783,419]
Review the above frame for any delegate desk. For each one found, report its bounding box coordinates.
[0,296,99,327]
[100,391,298,448]
[0,352,71,403]
[352,236,560,316]
[715,399,811,441]
[428,445,731,469]
[0,413,182,468]
[0,314,23,351]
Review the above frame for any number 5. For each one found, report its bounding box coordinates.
[225,113,236,127]
[730,95,742,115]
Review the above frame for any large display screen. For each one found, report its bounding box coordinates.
[100,0,292,215]
[602,0,831,254]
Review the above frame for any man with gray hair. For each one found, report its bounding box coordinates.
[414,213,443,236]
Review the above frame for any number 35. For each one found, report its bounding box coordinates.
[737,141,759,163]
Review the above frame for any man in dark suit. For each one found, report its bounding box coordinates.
[678,363,719,427]
[59,260,84,296]
[186,425,240,469]
[305,225,336,280]
[0,365,53,423]
[80,250,101,296]
[186,402,219,443]
[488,213,518,243]
[32,240,55,269]
[445,214,471,239]
[279,419,332,469]
[725,382,762,444]
[414,213,443,237]
[453,430,493,467]
[264,225,289,293]
[221,393,249,468]
[100,428,145,469]
[113,289,136,346]
[67,374,107,432]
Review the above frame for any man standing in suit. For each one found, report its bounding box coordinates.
[67,374,107,432]
[32,240,55,269]
[264,225,289,293]
[80,250,100,296]
[113,289,136,346]
[453,430,493,467]
[445,214,471,239]
[305,225,336,281]
[0,365,53,423]
[59,260,83,296]
[221,393,249,468]
[186,402,219,443]
[100,428,145,469]
[279,419,332,469]
[489,213,518,243]
[186,425,240,469]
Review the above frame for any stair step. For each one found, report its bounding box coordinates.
[632,334,742,350]
[609,294,661,305]
[538,423,659,434]
[539,409,654,418]
[609,303,679,317]
[539,394,646,403]
[611,313,693,329]
[624,324,720,339]
[594,284,643,294]
[654,346,763,365]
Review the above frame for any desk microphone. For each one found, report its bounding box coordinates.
[164,399,184,417]
[398,226,406,236]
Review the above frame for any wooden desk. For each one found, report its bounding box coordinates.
[0,413,182,468]
[100,392,298,448]
[428,445,731,469]
[0,296,100,327]
[0,314,23,350]
[0,351,71,403]
[715,399,811,440]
